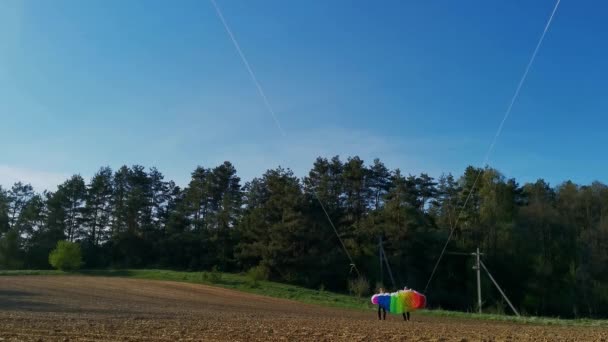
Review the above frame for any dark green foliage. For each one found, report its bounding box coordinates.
[0,186,10,235]
[0,230,23,269]
[7,182,35,228]
[209,265,222,283]
[247,264,270,284]
[236,168,307,282]
[84,167,113,247]
[49,240,82,271]
[3,158,608,317]
[348,276,370,297]
[55,175,87,242]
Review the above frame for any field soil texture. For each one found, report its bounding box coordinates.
[0,276,606,341]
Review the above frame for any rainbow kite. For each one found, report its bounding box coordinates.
[371,290,426,314]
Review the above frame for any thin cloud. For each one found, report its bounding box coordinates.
[211,127,474,183]
[0,165,68,192]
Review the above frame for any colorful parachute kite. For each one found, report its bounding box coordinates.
[371,290,426,314]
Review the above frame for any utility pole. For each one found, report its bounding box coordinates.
[473,247,482,314]
[378,236,396,290]
[379,236,383,287]
[447,248,520,317]
[382,247,396,290]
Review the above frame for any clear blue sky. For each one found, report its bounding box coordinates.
[1,0,606,191]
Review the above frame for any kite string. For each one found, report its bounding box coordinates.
[209,0,360,277]
[423,0,561,294]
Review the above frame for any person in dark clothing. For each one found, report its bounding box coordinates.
[402,286,411,321]
[377,288,387,320]
[378,305,386,320]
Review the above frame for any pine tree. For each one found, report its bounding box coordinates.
[111,166,131,236]
[367,158,391,210]
[7,182,35,229]
[183,166,212,232]
[85,167,113,246]
[65,176,87,242]
[237,168,306,281]
[342,156,368,226]
[0,186,10,235]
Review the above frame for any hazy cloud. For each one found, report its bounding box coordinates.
[210,126,476,183]
[0,165,68,192]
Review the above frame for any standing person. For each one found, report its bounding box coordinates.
[377,288,387,320]
[402,286,411,321]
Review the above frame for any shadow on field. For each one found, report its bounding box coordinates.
[211,279,242,287]
[78,269,135,277]
[0,289,58,312]
[0,290,38,297]
[0,286,154,316]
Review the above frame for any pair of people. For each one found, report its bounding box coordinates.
[377,287,411,321]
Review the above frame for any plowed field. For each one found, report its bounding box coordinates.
[0,276,605,341]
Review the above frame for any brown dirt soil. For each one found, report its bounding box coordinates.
[0,276,606,341]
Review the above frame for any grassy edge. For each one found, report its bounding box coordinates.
[1,269,606,327]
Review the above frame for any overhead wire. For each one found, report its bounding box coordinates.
[209,0,286,138]
[209,0,361,277]
[423,0,562,293]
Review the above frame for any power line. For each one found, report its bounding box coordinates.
[485,0,561,164]
[209,0,286,137]
[423,0,561,294]
[209,0,360,277]
[309,182,361,277]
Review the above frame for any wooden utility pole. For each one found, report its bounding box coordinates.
[447,248,519,317]
[379,236,383,287]
[378,236,396,290]
[473,247,482,314]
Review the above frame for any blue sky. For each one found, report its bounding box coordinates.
[1,0,606,191]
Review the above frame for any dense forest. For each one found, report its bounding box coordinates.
[1,156,607,318]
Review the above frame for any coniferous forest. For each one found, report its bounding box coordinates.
[1,156,607,318]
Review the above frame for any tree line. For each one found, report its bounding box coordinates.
[1,157,607,318]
